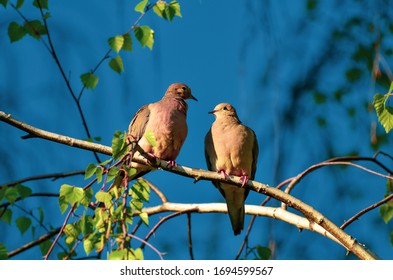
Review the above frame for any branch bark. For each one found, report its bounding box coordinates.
[0,111,377,259]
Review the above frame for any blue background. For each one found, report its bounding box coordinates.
[1,0,393,259]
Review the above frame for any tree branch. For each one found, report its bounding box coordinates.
[0,111,378,259]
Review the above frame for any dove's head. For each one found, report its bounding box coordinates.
[165,83,197,101]
[208,103,240,120]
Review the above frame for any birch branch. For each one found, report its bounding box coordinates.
[0,111,377,259]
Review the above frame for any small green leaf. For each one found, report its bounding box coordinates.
[122,33,133,51]
[79,214,93,236]
[16,0,24,9]
[130,198,143,211]
[8,22,26,43]
[380,204,393,223]
[5,188,18,204]
[373,93,393,133]
[133,248,144,260]
[81,188,93,208]
[16,216,32,235]
[169,1,181,17]
[131,180,150,202]
[153,1,166,18]
[135,0,148,13]
[84,238,94,256]
[0,0,8,8]
[33,0,48,9]
[58,195,68,214]
[95,167,103,183]
[59,184,84,205]
[108,35,124,53]
[134,26,154,50]
[1,208,12,225]
[256,245,271,260]
[23,19,47,39]
[0,243,8,260]
[111,130,127,160]
[139,212,149,226]
[108,249,127,260]
[80,73,99,90]
[15,184,32,199]
[39,240,51,256]
[64,223,79,238]
[109,56,124,74]
[95,191,112,205]
[38,207,44,223]
[144,130,157,147]
[85,163,97,179]
[107,166,118,183]
[99,158,112,166]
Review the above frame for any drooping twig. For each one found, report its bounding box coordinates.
[187,213,194,260]
[1,170,84,187]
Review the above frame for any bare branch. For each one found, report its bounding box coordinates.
[0,111,378,259]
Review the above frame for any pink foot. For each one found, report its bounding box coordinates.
[218,170,229,179]
[239,175,249,187]
[166,160,177,168]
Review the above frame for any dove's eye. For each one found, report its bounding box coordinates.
[223,106,228,111]
[181,86,187,91]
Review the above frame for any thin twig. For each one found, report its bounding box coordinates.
[341,192,393,230]
[1,170,84,187]
[127,233,164,260]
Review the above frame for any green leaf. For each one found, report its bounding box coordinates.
[79,214,93,236]
[39,240,51,256]
[133,248,144,260]
[60,184,84,204]
[15,184,32,199]
[345,67,362,82]
[1,208,12,225]
[122,34,133,51]
[64,223,79,238]
[109,56,124,74]
[108,35,124,53]
[134,26,154,50]
[256,245,271,260]
[81,188,93,208]
[33,0,48,9]
[84,238,94,256]
[95,191,112,205]
[108,249,127,260]
[0,243,8,260]
[85,163,97,179]
[111,130,127,160]
[144,130,157,147]
[38,207,44,223]
[380,204,393,223]
[16,216,31,235]
[135,0,148,13]
[130,199,143,211]
[153,1,166,18]
[8,22,26,43]
[58,195,68,214]
[130,180,150,202]
[373,93,393,133]
[5,188,18,204]
[23,19,47,39]
[80,73,99,90]
[0,0,8,8]
[107,166,118,183]
[95,167,103,183]
[99,158,112,166]
[169,1,181,17]
[16,0,24,9]
[139,212,149,226]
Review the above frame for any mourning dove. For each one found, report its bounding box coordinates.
[127,83,197,180]
[204,103,259,235]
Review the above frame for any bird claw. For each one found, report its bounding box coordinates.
[218,170,229,179]
[240,175,249,187]
[166,160,177,168]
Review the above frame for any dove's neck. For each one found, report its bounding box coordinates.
[162,96,188,115]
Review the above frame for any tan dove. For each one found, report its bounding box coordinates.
[204,103,259,235]
[127,83,197,180]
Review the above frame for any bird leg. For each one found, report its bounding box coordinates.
[239,175,249,187]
